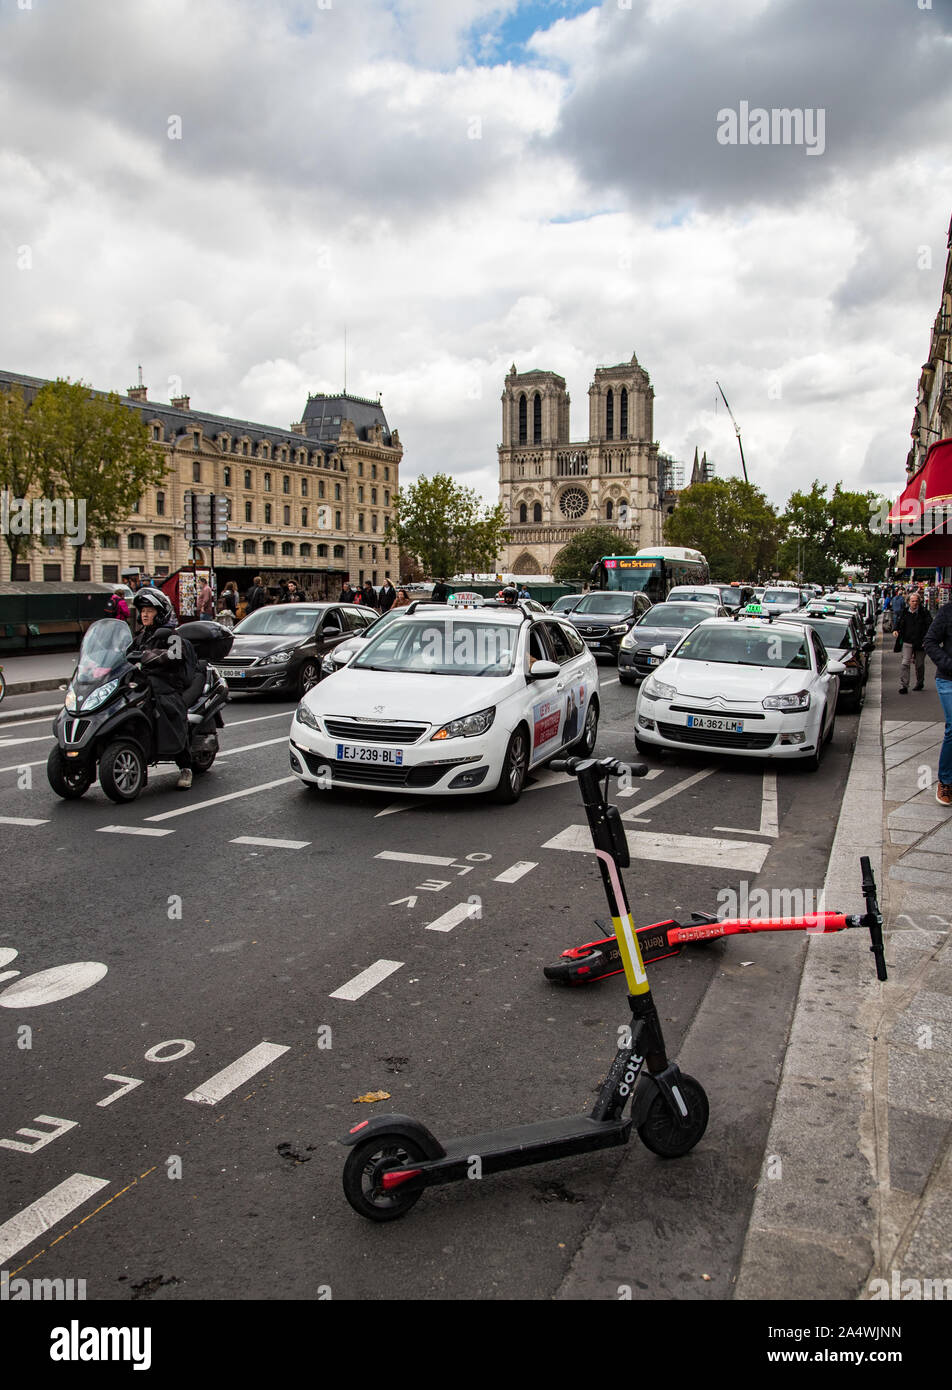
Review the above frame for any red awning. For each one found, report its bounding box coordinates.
[906,517,952,567]
[889,437,952,527]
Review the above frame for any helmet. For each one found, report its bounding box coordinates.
[501,586,519,605]
[133,588,175,626]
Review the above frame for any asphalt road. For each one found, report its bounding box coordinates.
[0,665,864,1301]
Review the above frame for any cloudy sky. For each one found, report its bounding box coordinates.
[2,0,951,513]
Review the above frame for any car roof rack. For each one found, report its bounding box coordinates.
[403,599,532,620]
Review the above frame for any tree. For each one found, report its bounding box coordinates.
[28,379,167,579]
[551,526,633,583]
[777,481,893,586]
[384,474,510,578]
[0,384,53,576]
[663,478,785,579]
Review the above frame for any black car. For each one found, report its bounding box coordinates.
[562,590,653,659]
[786,613,873,710]
[617,600,726,684]
[219,604,377,696]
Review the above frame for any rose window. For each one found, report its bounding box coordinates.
[559,488,589,519]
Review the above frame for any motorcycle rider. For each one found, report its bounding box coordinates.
[128,589,198,789]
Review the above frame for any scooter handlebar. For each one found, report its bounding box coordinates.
[550,756,649,779]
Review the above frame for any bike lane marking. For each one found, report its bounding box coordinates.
[377,850,458,867]
[0,815,49,826]
[619,766,717,821]
[714,769,779,838]
[97,825,175,837]
[143,776,296,821]
[425,902,480,932]
[543,825,770,873]
[184,1042,291,1106]
[0,1174,110,1266]
[230,835,310,850]
[330,960,404,1000]
[494,861,538,883]
[216,736,288,758]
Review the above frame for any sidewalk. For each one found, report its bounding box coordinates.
[0,649,76,701]
[736,645,952,1299]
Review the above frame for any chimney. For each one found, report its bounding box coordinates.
[171,394,190,411]
[127,383,148,402]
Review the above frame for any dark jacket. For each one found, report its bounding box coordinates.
[924,603,952,680]
[431,581,450,604]
[378,583,396,613]
[896,605,933,651]
[246,584,267,612]
[361,584,378,609]
[129,624,198,757]
[339,586,356,603]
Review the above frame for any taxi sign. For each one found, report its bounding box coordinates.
[744,602,766,615]
[448,591,484,608]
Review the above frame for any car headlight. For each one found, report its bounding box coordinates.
[81,679,120,711]
[620,631,637,650]
[430,706,496,740]
[608,623,629,635]
[294,702,321,731]
[762,690,811,711]
[64,685,78,712]
[261,650,293,665]
[642,677,677,701]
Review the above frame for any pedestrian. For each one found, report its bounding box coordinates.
[896,591,931,694]
[518,585,530,600]
[339,580,356,603]
[361,579,377,609]
[235,594,249,622]
[890,588,905,630]
[882,590,894,633]
[353,589,363,604]
[246,575,267,612]
[219,581,238,617]
[392,588,411,608]
[378,578,396,612]
[431,576,450,603]
[923,598,952,807]
[198,575,215,618]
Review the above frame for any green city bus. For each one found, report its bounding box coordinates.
[591,547,710,604]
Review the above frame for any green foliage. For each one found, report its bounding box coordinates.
[663,478,785,580]
[777,481,893,584]
[551,526,633,583]
[384,473,510,578]
[0,385,52,571]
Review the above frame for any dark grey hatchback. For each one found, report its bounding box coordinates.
[219,604,376,696]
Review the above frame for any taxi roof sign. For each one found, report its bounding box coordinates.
[448,591,484,608]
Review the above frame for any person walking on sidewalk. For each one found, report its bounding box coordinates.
[923,598,952,807]
[896,590,931,694]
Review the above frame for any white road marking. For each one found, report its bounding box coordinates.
[0,709,62,726]
[374,801,417,817]
[494,860,538,883]
[98,824,175,837]
[0,760,50,774]
[0,1173,110,1265]
[617,766,663,797]
[224,711,295,728]
[426,901,480,932]
[377,850,458,867]
[144,776,296,822]
[184,1041,290,1105]
[217,736,288,757]
[0,734,54,747]
[231,835,310,849]
[715,770,780,838]
[526,769,575,791]
[620,766,717,821]
[330,959,404,1000]
[0,815,50,826]
[543,825,770,873]
[602,678,620,686]
[389,895,418,907]
[0,962,108,1009]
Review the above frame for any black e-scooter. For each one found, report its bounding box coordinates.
[341,755,711,1222]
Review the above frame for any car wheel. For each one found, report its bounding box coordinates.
[572,698,599,756]
[801,708,830,773]
[298,662,321,696]
[634,735,655,758]
[491,725,529,804]
[618,673,636,686]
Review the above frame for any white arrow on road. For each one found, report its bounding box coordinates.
[389,895,418,908]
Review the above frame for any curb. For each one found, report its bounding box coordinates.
[734,650,886,1299]
[0,701,62,722]
[2,677,70,696]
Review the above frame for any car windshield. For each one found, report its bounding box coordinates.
[674,624,811,669]
[235,609,321,637]
[573,593,633,615]
[796,619,852,648]
[636,602,717,628]
[551,596,579,611]
[350,618,518,676]
[761,590,802,606]
[74,619,133,690]
[719,588,747,607]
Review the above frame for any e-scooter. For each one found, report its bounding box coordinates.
[341,755,711,1222]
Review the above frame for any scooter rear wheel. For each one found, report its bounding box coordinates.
[637,1074,709,1158]
[47,747,94,800]
[343,1136,427,1222]
[192,748,217,774]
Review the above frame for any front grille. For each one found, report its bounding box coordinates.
[64,718,90,744]
[658,721,776,750]
[222,656,256,667]
[669,705,766,721]
[299,748,463,787]
[324,718,428,744]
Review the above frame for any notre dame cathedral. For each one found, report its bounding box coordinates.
[498,352,666,575]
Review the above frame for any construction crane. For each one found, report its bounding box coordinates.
[715,381,748,483]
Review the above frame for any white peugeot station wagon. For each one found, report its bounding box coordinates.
[634,614,844,771]
[288,603,599,801]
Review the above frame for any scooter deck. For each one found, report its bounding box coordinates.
[426,1114,633,1181]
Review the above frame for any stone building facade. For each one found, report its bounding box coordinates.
[497,353,665,574]
[0,370,402,595]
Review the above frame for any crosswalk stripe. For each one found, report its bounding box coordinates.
[0,815,49,826]
[231,836,310,850]
[0,1174,110,1265]
[426,902,480,932]
[330,960,404,1000]
[184,1042,290,1105]
[494,860,538,883]
[377,850,458,867]
[98,825,175,837]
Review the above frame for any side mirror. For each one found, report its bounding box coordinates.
[649,644,667,658]
[331,648,352,666]
[827,660,846,675]
[527,659,560,680]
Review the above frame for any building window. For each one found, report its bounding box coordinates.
[302,508,308,527]
[152,425,161,441]
[156,491,165,516]
[519,503,528,523]
[620,387,628,439]
[518,393,527,444]
[358,513,365,532]
[300,543,312,558]
[193,431,200,449]
[102,564,119,582]
[384,490,390,506]
[317,544,328,558]
[223,466,231,487]
[301,478,308,497]
[533,392,542,444]
[245,502,253,522]
[371,488,377,504]
[128,533,146,550]
[43,564,62,581]
[280,542,292,556]
[384,548,390,561]
[191,461,201,483]
[384,467,390,481]
[318,480,325,498]
[283,475,290,494]
[359,546,365,560]
[358,462,363,477]
[263,540,276,556]
[264,472,272,491]
[334,483,341,501]
[264,503,272,524]
[533,501,542,523]
[154,534,171,552]
[220,540,236,554]
[358,486,364,503]
[334,544,345,559]
[244,469,252,489]
[605,499,614,521]
[335,510,342,529]
[243,540,257,555]
[371,514,378,532]
[102,533,119,549]
[371,464,377,479]
[283,506,291,525]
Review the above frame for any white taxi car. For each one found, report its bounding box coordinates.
[288,603,599,801]
[633,612,844,771]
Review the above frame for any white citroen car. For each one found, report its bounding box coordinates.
[288,603,599,801]
[633,613,844,771]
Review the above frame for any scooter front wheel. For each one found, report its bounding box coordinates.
[99,741,146,803]
[47,747,93,800]
[343,1135,427,1222]
[637,1074,709,1158]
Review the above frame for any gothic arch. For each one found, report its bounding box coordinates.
[512,551,541,574]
